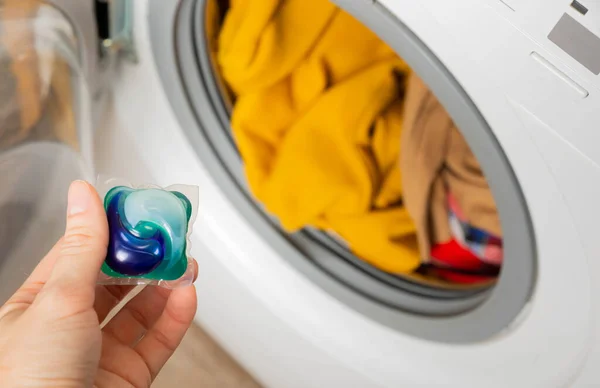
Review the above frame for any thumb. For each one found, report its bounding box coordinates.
[44,180,108,298]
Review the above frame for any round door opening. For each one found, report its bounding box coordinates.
[149,0,536,342]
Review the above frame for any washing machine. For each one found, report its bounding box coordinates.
[1,0,600,386]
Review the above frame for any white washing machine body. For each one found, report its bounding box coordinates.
[37,0,600,386]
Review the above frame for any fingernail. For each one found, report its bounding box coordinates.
[68,180,91,215]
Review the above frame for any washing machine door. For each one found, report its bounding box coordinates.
[0,0,112,302]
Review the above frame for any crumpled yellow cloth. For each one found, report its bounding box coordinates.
[219,0,421,273]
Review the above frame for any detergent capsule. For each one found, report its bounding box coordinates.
[96,177,198,288]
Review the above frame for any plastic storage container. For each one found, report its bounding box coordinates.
[0,0,93,303]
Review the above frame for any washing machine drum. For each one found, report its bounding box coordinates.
[148,0,543,343]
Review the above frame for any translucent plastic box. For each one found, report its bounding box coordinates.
[0,1,93,302]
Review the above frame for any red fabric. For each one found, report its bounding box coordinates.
[430,239,497,284]
[431,239,484,271]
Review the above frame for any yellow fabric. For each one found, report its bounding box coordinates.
[219,0,421,273]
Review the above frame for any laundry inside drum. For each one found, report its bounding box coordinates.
[199,0,504,291]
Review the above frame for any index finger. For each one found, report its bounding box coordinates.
[133,285,197,379]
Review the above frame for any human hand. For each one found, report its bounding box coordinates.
[0,180,198,387]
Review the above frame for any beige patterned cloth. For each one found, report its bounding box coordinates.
[400,73,501,259]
